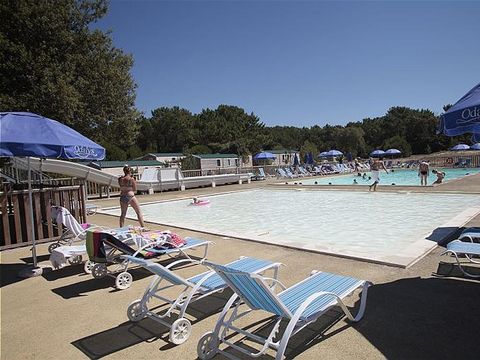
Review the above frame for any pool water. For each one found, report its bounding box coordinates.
[102,189,480,267]
[294,168,479,186]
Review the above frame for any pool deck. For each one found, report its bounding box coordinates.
[1,174,480,359]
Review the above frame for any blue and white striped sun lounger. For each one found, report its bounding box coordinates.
[122,256,281,345]
[197,264,372,359]
[441,240,480,278]
[459,228,480,242]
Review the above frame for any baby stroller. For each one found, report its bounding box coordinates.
[86,230,212,290]
[48,206,95,253]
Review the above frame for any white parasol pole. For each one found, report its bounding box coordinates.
[27,156,38,267]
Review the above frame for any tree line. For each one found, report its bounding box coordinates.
[1,1,468,162]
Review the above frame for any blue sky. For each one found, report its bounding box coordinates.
[95,0,480,127]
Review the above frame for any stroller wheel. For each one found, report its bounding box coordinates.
[84,260,94,274]
[48,243,61,254]
[197,331,219,359]
[68,255,83,265]
[115,272,133,290]
[169,318,192,345]
[127,299,146,322]
[92,264,108,279]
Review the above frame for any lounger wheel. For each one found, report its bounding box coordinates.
[68,255,83,265]
[115,272,133,290]
[197,331,219,359]
[169,318,192,345]
[91,264,108,279]
[84,260,94,274]
[48,243,61,253]
[127,299,147,322]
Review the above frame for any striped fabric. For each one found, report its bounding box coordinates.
[278,272,364,320]
[213,264,289,317]
[447,240,480,256]
[188,257,274,291]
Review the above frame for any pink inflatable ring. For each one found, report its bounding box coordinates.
[190,200,210,206]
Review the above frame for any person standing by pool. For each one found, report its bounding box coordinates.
[418,160,430,186]
[368,157,388,192]
[119,165,145,228]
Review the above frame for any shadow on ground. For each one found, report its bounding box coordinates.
[356,276,480,359]
[215,308,347,359]
[435,260,480,278]
[50,257,197,298]
[71,291,232,359]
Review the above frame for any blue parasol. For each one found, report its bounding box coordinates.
[253,152,276,160]
[470,143,480,150]
[319,151,329,158]
[0,112,106,272]
[440,83,480,136]
[293,153,299,166]
[0,112,106,159]
[385,149,401,155]
[370,149,385,157]
[450,143,470,151]
[307,152,314,164]
[327,149,343,156]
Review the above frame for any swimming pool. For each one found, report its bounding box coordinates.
[101,189,480,267]
[292,168,479,186]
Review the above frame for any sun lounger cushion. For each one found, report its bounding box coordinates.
[446,240,480,256]
[278,272,364,320]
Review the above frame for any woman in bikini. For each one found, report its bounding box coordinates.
[118,166,145,228]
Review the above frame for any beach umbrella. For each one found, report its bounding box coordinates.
[307,152,314,164]
[253,152,276,160]
[450,143,470,151]
[0,112,105,275]
[385,149,401,155]
[440,83,480,136]
[370,149,385,157]
[327,149,343,156]
[293,153,299,166]
[470,143,480,150]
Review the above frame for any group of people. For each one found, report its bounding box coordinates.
[363,158,445,191]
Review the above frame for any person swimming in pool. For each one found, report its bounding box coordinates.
[119,165,145,228]
[432,169,445,184]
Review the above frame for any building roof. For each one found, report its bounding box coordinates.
[264,149,299,154]
[88,160,164,169]
[149,153,184,157]
[193,153,239,159]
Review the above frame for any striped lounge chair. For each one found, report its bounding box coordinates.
[441,240,480,278]
[122,255,281,345]
[197,263,372,359]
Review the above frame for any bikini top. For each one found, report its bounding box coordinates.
[119,176,134,192]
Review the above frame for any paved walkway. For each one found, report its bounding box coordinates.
[1,174,479,359]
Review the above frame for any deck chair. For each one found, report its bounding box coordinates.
[441,240,480,277]
[284,168,298,178]
[255,168,266,181]
[459,228,480,242]
[122,256,281,344]
[197,264,371,360]
[85,230,212,289]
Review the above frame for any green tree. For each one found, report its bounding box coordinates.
[0,0,139,146]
